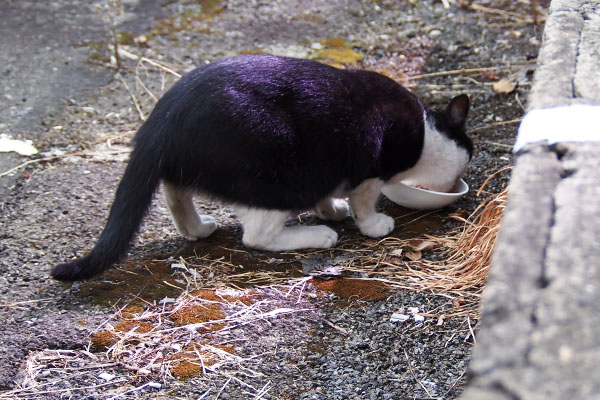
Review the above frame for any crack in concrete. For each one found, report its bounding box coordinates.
[523,144,574,371]
[491,381,523,400]
[571,13,585,99]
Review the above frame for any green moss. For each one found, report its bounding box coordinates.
[117,31,136,45]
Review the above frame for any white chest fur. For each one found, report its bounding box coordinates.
[390,113,470,192]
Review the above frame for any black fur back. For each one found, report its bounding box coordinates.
[157,54,425,208]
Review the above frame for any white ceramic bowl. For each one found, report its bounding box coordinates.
[381,179,469,210]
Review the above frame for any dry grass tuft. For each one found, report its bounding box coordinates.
[343,173,508,317]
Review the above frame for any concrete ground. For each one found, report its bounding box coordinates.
[0,0,166,198]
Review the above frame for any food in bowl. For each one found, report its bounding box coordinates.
[381,179,469,210]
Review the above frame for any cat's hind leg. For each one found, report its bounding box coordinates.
[164,182,217,240]
[315,197,351,221]
[236,207,338,251]
[349,178,394,237]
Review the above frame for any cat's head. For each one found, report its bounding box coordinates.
[396,95,473,193]
[431,94,473,160]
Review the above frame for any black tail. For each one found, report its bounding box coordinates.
[52,125,163,281]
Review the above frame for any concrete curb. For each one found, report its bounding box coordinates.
[461,0,600,398]
[528,0,600,109]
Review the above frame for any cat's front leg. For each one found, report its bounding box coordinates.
[349,178,394,238]
[315,197,351,221]
[236,207,338,251]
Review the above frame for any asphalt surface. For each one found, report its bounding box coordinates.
[0,0,165,198]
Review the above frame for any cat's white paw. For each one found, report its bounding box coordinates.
[357,213,394,238]
[244,225,338,251]
[315,198,351,222]
[311,225,339,248]
[181,215,217,240]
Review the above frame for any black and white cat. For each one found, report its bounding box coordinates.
[52,54,472,281]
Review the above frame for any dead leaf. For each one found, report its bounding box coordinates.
[405,250,422,261]
[389,249,403,258]
[449,208,470,222]
[480,70,499,80]
[308,265,343,277]
[408,239,435,252]
[321,37,347,49]
[453,296,464,308]
[315,48,363,65]
[492,79,516,94]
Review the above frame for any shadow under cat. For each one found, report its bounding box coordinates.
[78,201,443,307]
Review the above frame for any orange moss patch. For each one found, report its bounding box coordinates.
[167,344,224,379]
[90,330,118,350]
[170,304,226,326]
[313,278,391,302]
[170,360,205,379]
[190,289,223,302]
[120,305,145,319]
[113,320,155,334]
[215,344,235,354]
[91,320,156,351]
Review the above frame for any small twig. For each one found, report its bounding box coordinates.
[139,57,182,78]
[6,378,128,398]
[441,369,467,397]
[476,166,511,196]
[135,74,159,102]
[116,72,146,121]
[253,382,272,400]
[481,141,514,149]
[515,92,526,112]
[466,316,477,345]
[403,349,434,398]
[214,377,232,400]
[323,319,349,335]
[0,299,51,308]
[468,118,522,134]
[407,67,501,80]
[198,389,212,399]
[0,155,62,178]
[394,210,439,227]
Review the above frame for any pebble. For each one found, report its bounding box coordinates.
[429,29,442,38]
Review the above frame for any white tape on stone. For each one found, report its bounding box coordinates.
[514,105,600,152]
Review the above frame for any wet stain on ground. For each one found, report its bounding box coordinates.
[80,258,184,307]
[80,206,446,308]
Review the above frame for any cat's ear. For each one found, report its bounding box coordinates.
[446,94,470,128]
